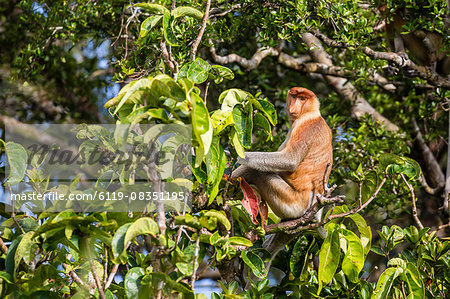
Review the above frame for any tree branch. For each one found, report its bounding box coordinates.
[209,4,242,18]
[412,119,445,189]
[104,264,119,290]
[190,232,201,290]
[190,0,211,60]
[400,173,424,229]
[278,52,396,92]
[301,33,400,132]
[210,40,399,131]
[308,28,450,89]
[210,44,280,71]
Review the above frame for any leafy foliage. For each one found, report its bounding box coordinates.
[1,0,449,298]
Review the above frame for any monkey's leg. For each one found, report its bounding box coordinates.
[252,173,313,220]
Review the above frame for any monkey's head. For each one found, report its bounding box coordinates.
[286,87,320,121]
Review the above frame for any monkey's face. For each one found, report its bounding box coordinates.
[286,87,318,120]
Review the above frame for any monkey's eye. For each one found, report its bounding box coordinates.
[298,97,306,101]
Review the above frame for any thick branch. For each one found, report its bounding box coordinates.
[210,44,280,71]
[309,28,450,89]
[412,120,445,189]
[301,33,400,132]
[278,52,396,92]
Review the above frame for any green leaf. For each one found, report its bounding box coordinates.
[318,226,341,294]
[172,6,204,20]
[254,113,272,141]
[372,266,403,299]
[134,3,169,15]
[230,128,245,158]
[113,77,152,114]
[361,171,379,203]
[163,11,178,46]
[204,210,231,230]
[175,214,201,230]
[6,142,28,185]
[176,262,194,275]
[187,58,212,84]
[209,230,221,245]
[124,267,145,299]
[228,236,253,247]
[210,65,235,84]
[0,271,13,284]
[211,110,234,133]
[208,142,227,203]
[15,231,36,270]
[252,99,277,126]
[401,157,422,180]
[347,213,372,256]
[219,89,252,112]
[232,104,253,149]
[387,257,406,268]
[290,236,314,278]
[403,262,425,298]
[124,218,159,250]
[205,143,220,184]
[341,229,365,283]
[5,236,22,276]
[241,250,267,279]
[140,15,163,38]
[191,92,212,167]
[370,246,385,256]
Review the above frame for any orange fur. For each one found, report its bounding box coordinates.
[232,87,333,219]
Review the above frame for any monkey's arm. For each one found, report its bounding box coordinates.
[237,149,305,173]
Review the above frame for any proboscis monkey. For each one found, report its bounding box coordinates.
[231,87,333,220]
[231,87,332,279]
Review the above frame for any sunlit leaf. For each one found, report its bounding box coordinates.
[241,250,267,279]
[341,229,365,283]
[318,225,340,294]
[172,6,203,20]
[6,142,28,186]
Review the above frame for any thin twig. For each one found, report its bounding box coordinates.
[209,4,241,18]
[103,248,108,285]
[104,264,119,290]
[190,0,211,60]
[63,263,87,288]
[400,174,424,230]
[203,81,210,104]
[190,232,201,290]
